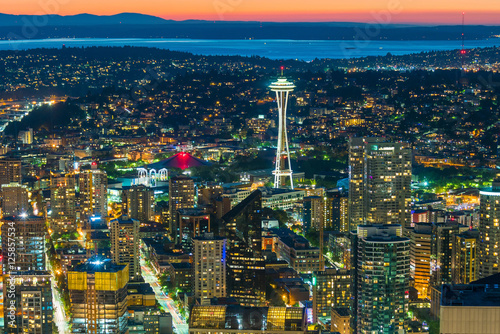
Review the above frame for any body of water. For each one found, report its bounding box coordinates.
[0,38,499,60]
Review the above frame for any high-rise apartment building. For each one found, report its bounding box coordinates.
[79,165,108,218]
[1,215,46,272]
[0,159,21,186]
[110,215,140,281]
[478,182,500,279]
[348,138,411,229]
[222,190,265,306]
[312,268,351,323]
[431,222,468,285]
[3,271,53,334]
[351,224,410,333]
[303,196,324,231]
[192,232,227,304]
[68,257,129,334]
[1,182,29,216]
[410,223,432,299]
[169,175,195,239]
[50,172,77,231]
[125,185,155,223]
[452,229,479,284]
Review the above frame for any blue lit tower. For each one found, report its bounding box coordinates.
[270,67,295,189]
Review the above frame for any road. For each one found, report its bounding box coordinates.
[140,258,189,334]
[46,254,70,334]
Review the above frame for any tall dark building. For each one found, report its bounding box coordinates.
[222,190,265,306]
[324,188,344,231]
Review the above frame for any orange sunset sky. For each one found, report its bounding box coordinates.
[1,0,500,24]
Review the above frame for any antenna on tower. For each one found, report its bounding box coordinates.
[461,11,466,69]
[280,66,284,77]
[462,11,465,51]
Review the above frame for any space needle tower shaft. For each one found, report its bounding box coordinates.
[270,68,295,189]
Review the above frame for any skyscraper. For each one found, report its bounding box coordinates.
[409,223,432,299]
[431,222,468,286]
[169,174,195,238]
[110,215,140,281]
[312,268,351,323]
[1,215,46,272]
[192,232,227,304]
[68,257,129,333]
[270,71,295,189]
[351,224,410,333]
[222,190,265,306]
[1,182,29,216]
[125,185,155,223]
[478,182,500,279]
[0,159,21,187]
[452,229,479,284]
[303,196,324,232]
[3,271,53,334]
[79,164,108,218]
[50,172,77,231]
[348,137,412,229]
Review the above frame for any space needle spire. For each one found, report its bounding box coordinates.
[270,66,295,189]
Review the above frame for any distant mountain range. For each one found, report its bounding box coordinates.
[1,13,500,40]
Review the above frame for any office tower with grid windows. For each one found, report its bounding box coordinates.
[3,271,53,334]
[348,138,411,230]
[68,257,129,334]
[1,215,46,272]
[1,182,29,216]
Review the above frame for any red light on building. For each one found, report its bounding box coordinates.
[460,50,467,54]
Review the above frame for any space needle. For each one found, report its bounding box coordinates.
[270,67,295,189]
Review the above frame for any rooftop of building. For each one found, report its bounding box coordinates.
[70,256,127,274]
[273,228,319,251]
[190,305,306,330]
[177,208,208,216]
[170,262,192,270]
[441,279,500,307]
[127,282,155,295]
[110,214,139,225]
[332,308,350,317]
[193,232,225,241]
